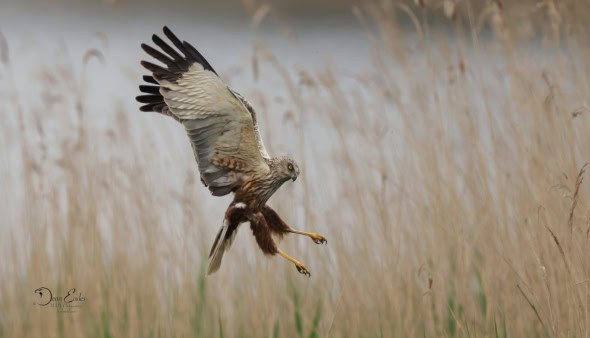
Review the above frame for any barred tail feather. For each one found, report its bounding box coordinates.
[207,224,229,275]
[207,220,241,275]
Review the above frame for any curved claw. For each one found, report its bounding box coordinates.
[296,264,311,277]
[311,235,327,245]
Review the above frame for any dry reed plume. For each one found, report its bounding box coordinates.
[1,1,590,337]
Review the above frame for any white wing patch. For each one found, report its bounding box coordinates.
[158,61,270,196]
[160,64,236,120]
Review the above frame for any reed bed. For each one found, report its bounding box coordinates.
[1,1,590,337]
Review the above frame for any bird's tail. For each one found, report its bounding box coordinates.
[207,222,239,275]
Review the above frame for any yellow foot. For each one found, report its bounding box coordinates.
[295,262,311,277]
[308,233,327,245]
[278,249,311,277]
[290,230,327,245]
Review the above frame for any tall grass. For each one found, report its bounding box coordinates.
[2,1,590,337]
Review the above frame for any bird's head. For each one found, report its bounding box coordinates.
[270,157,300,183]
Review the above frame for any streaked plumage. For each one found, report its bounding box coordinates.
[137,27,326,276]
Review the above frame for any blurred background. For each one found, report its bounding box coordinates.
[2,0,590,337]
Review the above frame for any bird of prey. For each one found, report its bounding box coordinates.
[136,27,326,276]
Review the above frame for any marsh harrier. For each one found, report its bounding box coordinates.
[136,27,326,276]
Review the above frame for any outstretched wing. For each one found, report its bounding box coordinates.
[230,91,270,160]
[137,27,270,196]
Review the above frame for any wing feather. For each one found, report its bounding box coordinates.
[230,91,270,160]
[137,27,271,196]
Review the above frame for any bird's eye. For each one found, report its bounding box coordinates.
[287,164,294,171]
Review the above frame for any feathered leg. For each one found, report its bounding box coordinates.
[249,211,310,276]
[262,205,327,244]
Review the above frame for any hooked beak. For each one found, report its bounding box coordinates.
[292,176,297,182]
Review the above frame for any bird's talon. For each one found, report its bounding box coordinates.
[311,235,327,245]
[295,264,311,277]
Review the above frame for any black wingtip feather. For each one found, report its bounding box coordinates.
[140,43,151,53]
[141,43,175,67]
[162,26,218,75]
[141,27,218,83]
[162,26,183,50]
[140,60,161,72]
[139,85,161,94]
[139,103,160,112]
[152,34,184,62]
[139,105,150,112]
[138,26,219,116]
[140,60,177,81]
[162,26,175,39]
[182,41,217,75]
[143,75,157,84]
[136,95,163,103]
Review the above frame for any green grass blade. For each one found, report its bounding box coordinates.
[273,320,280,338]
[307,302,322,338]
[292,288,303,338]
[494,315,499,338]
